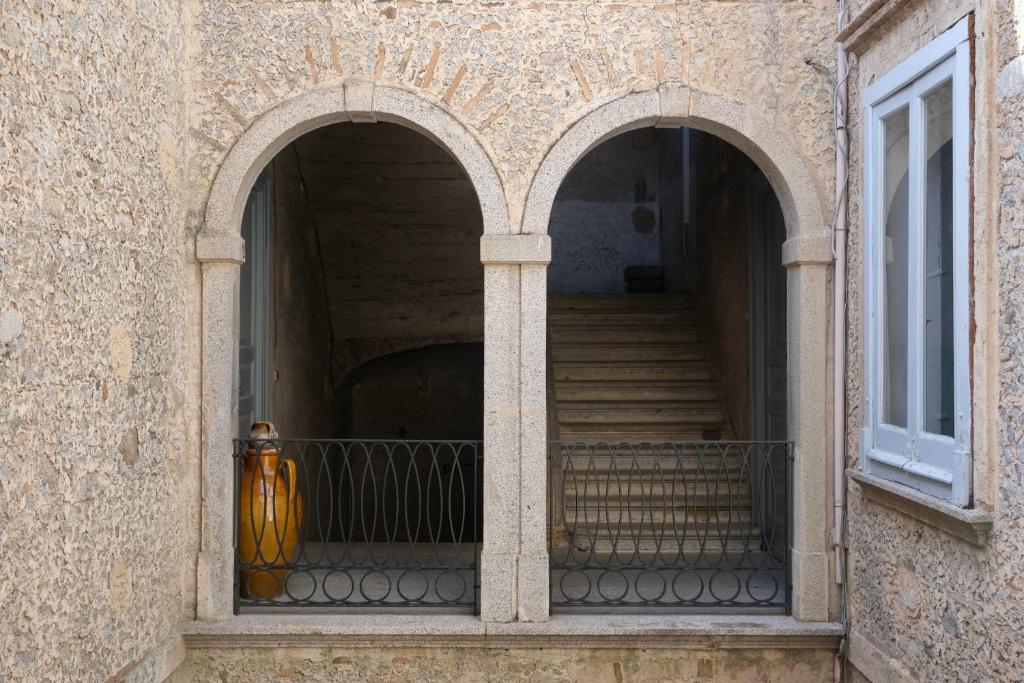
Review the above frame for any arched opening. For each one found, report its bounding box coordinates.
[235,121,484,612]
[547,126,789,611]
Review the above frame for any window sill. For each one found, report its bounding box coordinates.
[848,469,993,547]
[182,614,843,650]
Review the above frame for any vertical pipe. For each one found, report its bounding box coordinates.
[833,1,851,681]
[833,1,850,590]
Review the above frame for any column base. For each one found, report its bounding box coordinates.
[479,551,518,623]
[517,550,550,622]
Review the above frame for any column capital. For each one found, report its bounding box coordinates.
[781,232,834,267]
[196,231,245,264]
[481,234,551,264]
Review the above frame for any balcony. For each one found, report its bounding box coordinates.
[549,440,790,612]
[234,437,482,613]
[233,435,789,615]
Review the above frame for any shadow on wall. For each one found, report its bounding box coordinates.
[337,343,484,441]
[549,129,665,294]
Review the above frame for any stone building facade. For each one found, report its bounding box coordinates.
[1,0,1021,681]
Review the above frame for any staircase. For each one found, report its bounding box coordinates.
[548,293,755,553]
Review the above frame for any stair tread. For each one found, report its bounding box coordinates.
[555,369,714,382]
[558,435,737,443]
[557,400,724,409]
[548,293,748,534]
[554,402,725,411]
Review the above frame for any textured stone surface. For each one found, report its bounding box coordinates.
[189,0,839,628]
[173,645,834,683]
[0,0,911,678]
[0,1,194,680]
[844,0,1024,680]
[189,1,836,239]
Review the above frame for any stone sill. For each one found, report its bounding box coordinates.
[849,469,993,547]
[836,0,916,55]
[183,614,843,650]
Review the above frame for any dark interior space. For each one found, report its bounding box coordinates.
[238,122,486,552]
[239,121,485,442]
[547,126,787,442]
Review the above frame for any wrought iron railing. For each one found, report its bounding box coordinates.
[549,441,791,611]
[233,438,482,612]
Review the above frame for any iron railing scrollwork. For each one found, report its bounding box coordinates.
[548,440,792,612]
[232,438,482,612]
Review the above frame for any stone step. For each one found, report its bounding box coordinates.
[552,450,745,473]
[547,293,749,556]
[551,327,703,344]
[553,362,713,383]
[556,399,724,413]
[548,312,697,328]
[554,383,723,403]
[561,509,756,529]
[556,533,764,554]
[549,294,693,312]
[557,430,735,442]
[561,485,753,508]
[558,407,727,425]
[550,343,708,363]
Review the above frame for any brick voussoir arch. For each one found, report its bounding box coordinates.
[198,79,511,264]
[521,83,830,259]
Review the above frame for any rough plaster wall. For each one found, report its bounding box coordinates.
[844,0,1024,680]
[693,132,752,440]
[172,645,834,683]
[293,122,484,381]
[267,146,337,439]
[187,0,836,242]
[549,129,662,294]
[0,2,194,680]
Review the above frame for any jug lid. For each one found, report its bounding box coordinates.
[249,421,278,441]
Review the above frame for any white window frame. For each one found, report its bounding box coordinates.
[861,18,972,506]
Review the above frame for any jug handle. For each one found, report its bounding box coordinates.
[284,458,298,510]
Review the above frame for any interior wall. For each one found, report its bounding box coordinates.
[348,344,484,440]
[266,146,337,438]
[548,129,663,294]
[293,123,484,383]
[658,128,690,293]
[692,131,753,440]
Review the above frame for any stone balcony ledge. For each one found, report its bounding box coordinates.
[182,614,843,650]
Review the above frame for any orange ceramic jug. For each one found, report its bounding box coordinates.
[238,422,303,599]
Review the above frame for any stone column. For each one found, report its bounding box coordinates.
[195,232,245,620]
[479,235,552,623]
[479,261,521,623]
[517,262,550,621]
[783,235,833,622]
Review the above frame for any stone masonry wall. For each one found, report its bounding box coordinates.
[188,0,837,237]
[844,0,1024,679]
[0,1,195,681]
[173,644,834,683]
[3,0,843,679]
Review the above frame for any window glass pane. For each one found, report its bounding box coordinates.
[923,81,955,437]
[882,108,910,428]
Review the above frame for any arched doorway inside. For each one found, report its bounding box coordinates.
[547,126,789,611]
[235,121,484,612]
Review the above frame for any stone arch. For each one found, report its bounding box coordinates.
[194,80,507,619]
[199,79,509,260]
[518,84,834,621]
[521,84,829,258]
